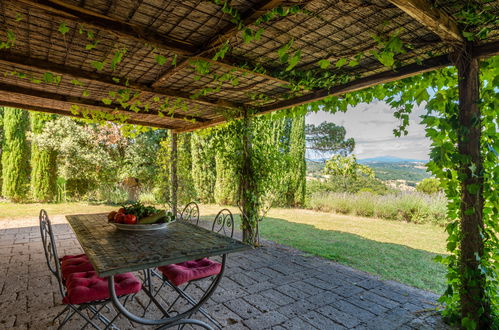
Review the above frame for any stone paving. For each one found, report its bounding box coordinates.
[0,215,451,329]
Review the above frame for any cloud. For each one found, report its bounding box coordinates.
[306,101,430,160]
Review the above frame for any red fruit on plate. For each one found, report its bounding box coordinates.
[117,208,126,214]
[124,214,137,225]
[108,211,117,222]
[114,213,125,224]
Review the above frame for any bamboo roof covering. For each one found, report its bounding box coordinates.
[0,0,498,131]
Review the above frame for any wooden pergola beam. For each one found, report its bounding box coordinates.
[174,41,499,133]
[16,0,197,55]
[0,100,174,129]
[387,0,464,43]
[0,82,206,123]
[0,51,224,110]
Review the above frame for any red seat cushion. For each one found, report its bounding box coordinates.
[158,258,222,286]
[63,271,141,305]
[61,255,94,280]
[60,253,87,261]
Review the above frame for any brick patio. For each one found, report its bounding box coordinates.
[0,215,450,329]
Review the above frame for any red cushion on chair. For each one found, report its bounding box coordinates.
[63,271,141,305]
[61,255,94,280]
[59,253,87,261]
[158,258,222,286]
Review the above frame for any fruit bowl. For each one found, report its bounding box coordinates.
[107,202,175,231]
[111,222,168,231]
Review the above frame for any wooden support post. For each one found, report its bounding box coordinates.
[171,132,178,219]
[240,112,257,245]
[454,42,491,327]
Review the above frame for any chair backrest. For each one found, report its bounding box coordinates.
[180,202,200,225]
[39,209,65,297]
[212,209,234,238]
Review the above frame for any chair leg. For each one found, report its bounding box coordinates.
[71,305,104,330]
[103,296,130,330]
[167,281,222,330]
[52,305,70,324]
[57,307,76,330]
[87,304,113,328]
[141,279,168,317]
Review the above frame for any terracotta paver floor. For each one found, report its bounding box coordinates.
[0,215,450,329]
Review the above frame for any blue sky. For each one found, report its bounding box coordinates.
[306,101,431,160]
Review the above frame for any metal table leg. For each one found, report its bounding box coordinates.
[107,254,227,327]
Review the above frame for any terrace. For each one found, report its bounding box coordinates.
[1,214,447,329]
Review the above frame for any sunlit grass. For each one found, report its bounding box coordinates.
[0,201,115,219]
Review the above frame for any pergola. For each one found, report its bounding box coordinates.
[0,0,498,327]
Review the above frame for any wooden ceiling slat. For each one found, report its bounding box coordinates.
[16,0,197,55]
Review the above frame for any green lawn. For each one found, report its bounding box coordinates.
[0,202,447,293]
[0,201,115,219]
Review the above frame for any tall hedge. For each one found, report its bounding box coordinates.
[30,112,57,202]
[1,108,30,201]
[0,107,4,190]
[214,124,241,205]
[191,132,216,203]
[286,114,306,206]
[156,132,195,205]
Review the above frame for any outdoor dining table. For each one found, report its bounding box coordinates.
[65,213,250,328]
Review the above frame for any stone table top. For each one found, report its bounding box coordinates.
[66,213,250,277]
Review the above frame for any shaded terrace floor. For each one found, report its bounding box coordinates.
[0,215,450,329]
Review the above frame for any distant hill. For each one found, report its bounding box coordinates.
[306,156,431,185]
[358,156,427,164]
[368,162,430,185]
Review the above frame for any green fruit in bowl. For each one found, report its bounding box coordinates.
[138,210,167,224]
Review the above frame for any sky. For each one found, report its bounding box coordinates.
[306,101,431,161]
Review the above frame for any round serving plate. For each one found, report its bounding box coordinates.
[112,222,168,231]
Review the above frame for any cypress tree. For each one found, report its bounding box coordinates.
[287,114,306,206]
[30,112,57,202]
[191,132,216,203]
[1,108,30,201]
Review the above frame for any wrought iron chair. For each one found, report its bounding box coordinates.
[152,209,235,329]
[39,209,142,329]
[179,201,200,225]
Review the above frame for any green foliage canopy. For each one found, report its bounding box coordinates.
[305,122,355,155]
[416,178,442,195]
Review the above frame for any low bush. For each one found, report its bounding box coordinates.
[91,184,129,205]
[308,191,448,225]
